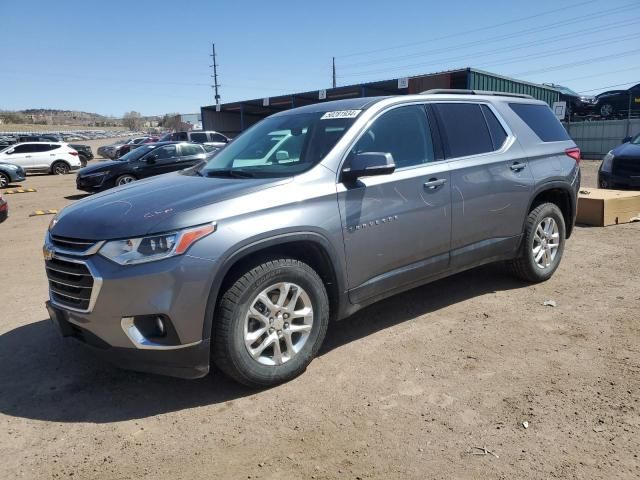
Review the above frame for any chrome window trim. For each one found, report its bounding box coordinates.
[47,254,103,314]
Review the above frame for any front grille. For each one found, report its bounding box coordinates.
[612,157,640,177]
[46,257,94,311]
[50,235,97,253]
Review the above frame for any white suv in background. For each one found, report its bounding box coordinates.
[0,142,82,174]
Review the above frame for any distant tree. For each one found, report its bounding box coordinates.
[160,113,182,131]
[122,111,143,130]
[0,111,26,124]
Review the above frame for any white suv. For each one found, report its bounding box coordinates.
[0,142,82,174]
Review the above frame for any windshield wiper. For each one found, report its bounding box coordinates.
[205,169,255,179]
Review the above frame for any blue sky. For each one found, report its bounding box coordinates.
[1,0,638,116]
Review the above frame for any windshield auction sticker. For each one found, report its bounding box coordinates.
[321,110,362,120]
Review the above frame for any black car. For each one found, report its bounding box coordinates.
[68,144,94,167]
[76,141,208,192]
[599,133,640,189]
[545,84,594,119]
[593,83,640,118]
[0,135,17,149]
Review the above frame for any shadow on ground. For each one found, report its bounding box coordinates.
[0,264,524,423]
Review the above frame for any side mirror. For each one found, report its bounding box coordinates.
[622,136,632,143]
[342,152,396,181]
[275,150,289,162]
[6,149,14,154]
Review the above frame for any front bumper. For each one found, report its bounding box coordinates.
[44,245,218,379]
[599,171,640,189]
[76,173,110,192]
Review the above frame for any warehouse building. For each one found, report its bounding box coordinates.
[201,67,559,136]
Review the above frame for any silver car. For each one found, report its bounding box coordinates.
[44,91,580,386]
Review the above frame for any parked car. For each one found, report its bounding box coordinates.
[0,142,82,174]
[18,134,63,142]
[0,194,7,223]
[67,144,94,167]
[44,91,580,386]
[599,133,640,188]
[116,136,159,158]
[593,83,640,118]
[0,161,27,188]
[76,141,208,192]
[97,139,127,159]
[0,135,17,149]
[160,130,229,147]
[544,84,594,119]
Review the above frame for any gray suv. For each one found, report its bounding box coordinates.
[44,91,581,386]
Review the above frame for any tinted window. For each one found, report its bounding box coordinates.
[203,144,220,152]
[190,132,208,143]
[434,103,493,158]
[180,144,204,156]
[210,133,227,143]
[12,144,38,154]
[481,105,508,150]
[176,132,188,141]
[45,144,61,151]
[353,105,434,168]
[150,145,176,160]
[509,103,570,142]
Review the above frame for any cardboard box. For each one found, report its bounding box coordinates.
[577,188,640,227]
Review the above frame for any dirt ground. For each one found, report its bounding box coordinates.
[0,158,638,479]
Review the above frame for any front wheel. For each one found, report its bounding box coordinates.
[508,203,566,283]
[600,103,614,118]
[0,172,10,188]
[115,174,136,186]
[51,161,70,175]
[213,258,329,387]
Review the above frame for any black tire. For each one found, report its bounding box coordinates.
[213,258,329,387]
[51,161,70,175]
[79,155,88,168]
[599,103,614,118]
[0,172,10,189]
[508,203,566,283]
[115,174,136,186]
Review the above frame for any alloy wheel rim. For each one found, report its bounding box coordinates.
[533,217,560,269]
[0,175,7,188]
[118,176,134,185]
[601,104,613,116]
[243,282,313,366]
[54,165,68,175]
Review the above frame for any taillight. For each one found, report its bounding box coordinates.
[69,151,79,156]
[565,147,581,163]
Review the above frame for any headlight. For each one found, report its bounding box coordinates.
[82,170,109,178]
[99,223,216,265]
[601,151,614,173]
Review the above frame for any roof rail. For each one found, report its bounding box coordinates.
[420,89,534,99]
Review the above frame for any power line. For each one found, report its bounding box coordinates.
[512,48,640,76]
[577,81,639,93]
[339,31,640,81]
[554,66,640,84]
[339,7,638,72]
[336,0,599,59]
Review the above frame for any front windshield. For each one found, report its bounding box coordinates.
[117,144,156,162]
[631,134,640,145]
[198,111,357,178]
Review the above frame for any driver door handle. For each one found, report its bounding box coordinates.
[423,178,447,190]
[510,162,527,171]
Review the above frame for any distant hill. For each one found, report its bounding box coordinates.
[0,109,121,127]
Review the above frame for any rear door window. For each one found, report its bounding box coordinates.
[210,133,228,143]
[480,105,508,150]
[179,144,204,157]
[433,103,493,158]
[189,132,208,143]
[509,103,570,142]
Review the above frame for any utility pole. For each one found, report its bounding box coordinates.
[332,57,336,88]
[210,43,221,108]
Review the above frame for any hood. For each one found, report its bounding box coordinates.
[51,171,289,240]
[613,142,640,159]
[78,160,124,175]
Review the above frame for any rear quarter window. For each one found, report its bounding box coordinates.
[509,103,570,142]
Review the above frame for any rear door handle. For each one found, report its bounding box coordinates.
[25,155,32,158]
[423,178,447,190]
[510,162,527,171]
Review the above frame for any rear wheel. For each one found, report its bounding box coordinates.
[115,174,136,186]
[0,172,10,188]
[213,258,329,387]
[79,155,88,168]
[508,203,566,283]
[600,103,614,118]
[51,161,70,175]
